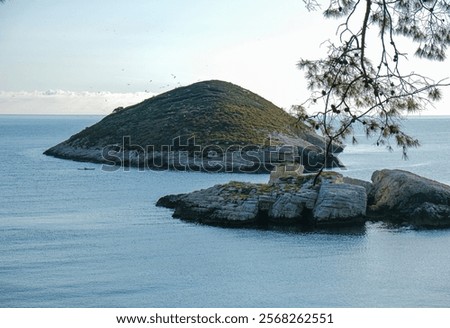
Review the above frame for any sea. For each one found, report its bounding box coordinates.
[0,115,449,308]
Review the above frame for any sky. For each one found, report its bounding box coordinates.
[0,0,449,115]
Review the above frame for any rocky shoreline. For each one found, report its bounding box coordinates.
[44,136,344,173]
[157,169,450,229]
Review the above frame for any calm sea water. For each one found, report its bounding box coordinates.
[0,115,449,308]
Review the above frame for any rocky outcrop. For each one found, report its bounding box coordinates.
[268,187,317,224]
[158,169,450,230]
[313,183,367,226]
[160,183,262,226]
[44,80,344,173]
[368,169,450,227]
[157,172,367,229]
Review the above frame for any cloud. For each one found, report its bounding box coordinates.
[0,90,155,115]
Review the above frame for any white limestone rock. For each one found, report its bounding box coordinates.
[313,183,367,226]
[269,189,318,223]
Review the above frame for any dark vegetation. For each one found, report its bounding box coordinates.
[66,80,309,150]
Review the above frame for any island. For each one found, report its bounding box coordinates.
[44,80,343,173]
[157,169,450,229]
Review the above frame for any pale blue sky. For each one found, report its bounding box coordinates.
[0,0,448,114]
[0,1,319,95]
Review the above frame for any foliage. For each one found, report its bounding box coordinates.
[298,0,450,180]
[65,80,308,148]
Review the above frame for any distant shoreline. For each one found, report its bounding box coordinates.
[2,113,450,118]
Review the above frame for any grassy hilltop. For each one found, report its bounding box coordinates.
[61,80,307,149]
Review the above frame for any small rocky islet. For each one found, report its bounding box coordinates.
[157,169,450,229]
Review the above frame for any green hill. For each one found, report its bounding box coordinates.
[66,80,304,147]
[44,80,343,172]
